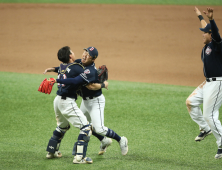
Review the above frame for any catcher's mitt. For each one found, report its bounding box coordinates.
[97,65,108,83]
[38,78,56,94]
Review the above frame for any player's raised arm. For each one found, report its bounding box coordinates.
[204,8,221,43]
[194,6,207,28]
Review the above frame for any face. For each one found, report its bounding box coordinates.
[202,32,212,44]
[81,50,95,66]
[69,50,75,63]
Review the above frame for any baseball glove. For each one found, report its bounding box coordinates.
[97,65,108,83]
[38,78,56,94]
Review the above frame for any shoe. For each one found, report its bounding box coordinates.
[215,149,222,159]
[46,151,62,159]
[73,156,93,164]
[119,136,128,155]
[98,137,112,155]
[195,130,212,142]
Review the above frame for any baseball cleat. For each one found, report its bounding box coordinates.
[73,156,93,164]
[46,151,62,159]
[119,136,128,155]
[98,137,112,155]
[195,130,212,142]
[215,149,222,159]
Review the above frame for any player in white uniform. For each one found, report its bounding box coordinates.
[45,46,93,164]
[44,47,128,156]
[49,47,129,156]
[186,7,222,159]
[78,47,128,155]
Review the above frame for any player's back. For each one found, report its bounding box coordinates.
[56,62,84,99]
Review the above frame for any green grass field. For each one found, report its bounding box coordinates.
[1,71,222,170]
[1,0,222,169]
[0,0,222,5]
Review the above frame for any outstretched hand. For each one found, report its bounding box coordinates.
[43,67,55,74]
[194,6,201,16]
[203,7,214,20]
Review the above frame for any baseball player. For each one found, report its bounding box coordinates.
[186,7,222,159]
[45,46,95,164]
[45,47,128,156]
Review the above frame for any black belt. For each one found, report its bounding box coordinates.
[60,96,76,100]
[206,77,222,82]
[83,95,100,100]
[61,96,67,100]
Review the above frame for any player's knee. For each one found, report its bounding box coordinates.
[79,124,92,140]
[186,96,198,108]
[53,125,70,140]
[57,124,70,133]
[93,126,107,136]
[186,97,191,107]
[46,125,70,153]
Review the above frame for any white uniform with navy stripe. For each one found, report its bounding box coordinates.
[54,63,88,129]
[80,94,107,135]
[186,19,222,148]
[76,59,108,136]
[54,95,88,129]
[187,80,222,146]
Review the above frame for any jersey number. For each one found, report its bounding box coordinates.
[57,74,67,87]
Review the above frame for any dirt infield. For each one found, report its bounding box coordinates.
[1,4,222,86]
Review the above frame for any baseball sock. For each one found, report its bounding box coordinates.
[92,130,104,141]
[106,129,121,142]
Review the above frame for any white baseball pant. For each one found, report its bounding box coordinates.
[186,80,222,148]
[80,94,108,136]
[53,95,88,129]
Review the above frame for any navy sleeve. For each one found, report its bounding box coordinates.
[79,67,98,84]
[210,19,221,43]
[54,67,59,73]
[56,75,86,85]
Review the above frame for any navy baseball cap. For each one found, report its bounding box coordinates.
[84,47,98,59]
[199,24,212,33]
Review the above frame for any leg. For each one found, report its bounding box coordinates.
[186,81,211,141]
[46,125,70,159]
[85,95,128,155]
[80,99,104,141]
[45,96,70,159]
[58,97,88,129]
[203,81,222,159]
[72,124,93,164]
[53,96,92,162]
[80,99,91,122]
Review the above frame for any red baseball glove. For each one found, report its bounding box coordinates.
[38,78,56,94]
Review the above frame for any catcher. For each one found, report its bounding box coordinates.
[39,46,101,164]
[43,46,128,156]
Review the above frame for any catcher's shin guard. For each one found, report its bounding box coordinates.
[46,125,70,153]
[72,141,88,161]
[72,124,92,161]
